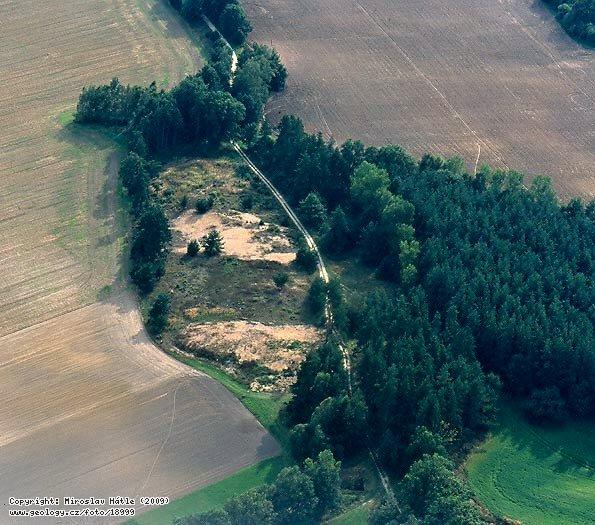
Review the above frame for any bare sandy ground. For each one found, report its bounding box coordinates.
[184,320,322,373]
[246,0,595,197]
[0,1,278,522]
[173,210,296,264]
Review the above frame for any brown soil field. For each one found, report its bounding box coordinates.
[246,0,595,197]
[173,210,296,264]
[0,0,278,522]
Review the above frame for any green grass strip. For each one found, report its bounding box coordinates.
[126,456,288,525]
[466,403,595,525]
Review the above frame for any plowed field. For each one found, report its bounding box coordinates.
[247,0,595,197]
[0,0,278,522]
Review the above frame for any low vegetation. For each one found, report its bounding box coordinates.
[466,403,595,525]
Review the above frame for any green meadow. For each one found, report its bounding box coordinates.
[466,404,595,525]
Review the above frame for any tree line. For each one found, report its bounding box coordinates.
[170,0,253,45]
[543,0,594,43]
[76,39,285,155]
[174,450,342,525]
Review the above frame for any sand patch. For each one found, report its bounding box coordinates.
[182,320,323,375]
[173,210,296,264]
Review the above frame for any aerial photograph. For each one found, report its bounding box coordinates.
[0,0,593,524]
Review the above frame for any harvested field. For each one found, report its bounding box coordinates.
[0,0,278,522]
[173,210,296,264]
[246,0,595,197]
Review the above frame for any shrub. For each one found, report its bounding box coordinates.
[525,386,568,423]
[273,271,289,289]
[307,277,327,318]
[235,164,253,180]
[187,239,200,257]
[147,293,171,334]
[239,193,254,210]
[179,194,189,209]
[202,229,224,256]
[295,241,318,273]
[195,195,214,214]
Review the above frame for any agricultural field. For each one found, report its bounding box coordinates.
[246,0,595,197]
[466,404,595,525]
[0,0,278,521]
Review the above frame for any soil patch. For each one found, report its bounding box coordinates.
[173,210,296,264]
[182,320,323,390]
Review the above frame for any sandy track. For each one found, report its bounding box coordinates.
[0,1,278,522]
[246,0,595,197]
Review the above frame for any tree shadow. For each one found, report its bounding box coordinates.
[495,402,595,477]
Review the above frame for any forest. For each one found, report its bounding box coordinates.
[543,0,595,43]
[75,14,594,524]
[250,117,595,424]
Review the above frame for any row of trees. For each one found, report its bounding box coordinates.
[170,0,252,45]
[174,450,342,525]
[117,152,171,293]
[371,454,485,525]
[76,45,285,156]
[544,0,595,43]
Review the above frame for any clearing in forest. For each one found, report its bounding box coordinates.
[147,158,319,393]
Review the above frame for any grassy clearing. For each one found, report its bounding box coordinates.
[327,501,372,525]
[151,254,310,330]
[125,456,288,525]
[146,156,316,388]
[465,403,595,525]
[157,155,285,223]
